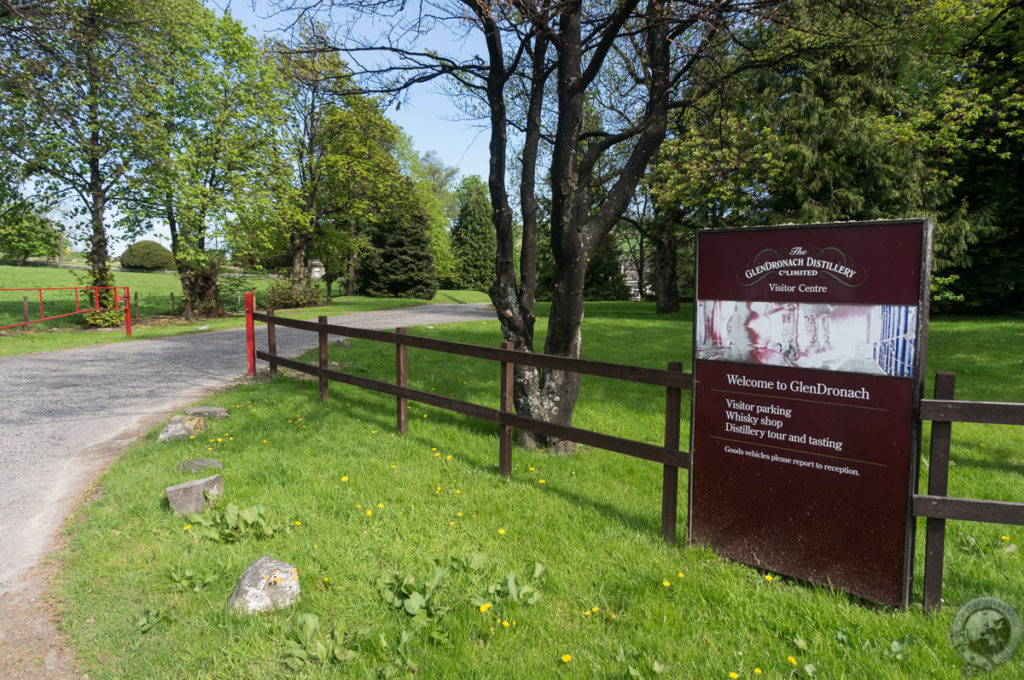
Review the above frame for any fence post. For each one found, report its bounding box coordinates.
[133,291,139,316]
[22,296,28,323]
[923,371,956,612]
[170,292,175,315]
[267,309,278,378]
[244,292,255,376]
[123,287,132,337]
[499,341,515,476]
[318,315,329,402]
[396,328,408,434]
[661,361,683,544]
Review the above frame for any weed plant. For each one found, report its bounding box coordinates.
[54,304,1023,678]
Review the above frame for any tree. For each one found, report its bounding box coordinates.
[404,147,459,288]
[356,179,438,299]
[270,24,406,297]
[450,175,494,291]
[942,2,1024,311]
[0,0,194,300]
[126,10,284,319]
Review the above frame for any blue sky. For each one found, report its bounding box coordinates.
[214,0,492,181]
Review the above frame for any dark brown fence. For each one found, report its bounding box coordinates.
[916,371,1024,611]
[249,311,1024,611]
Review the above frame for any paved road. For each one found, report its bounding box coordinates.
[0,303,494,597]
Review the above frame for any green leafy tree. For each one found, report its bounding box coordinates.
[0,211,65,263]
[450,175,494,291]
[0,0,195,300]
[941,2,1024,311]
[126,10,284,319]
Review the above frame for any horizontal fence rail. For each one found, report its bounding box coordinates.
[244,306,1024,610]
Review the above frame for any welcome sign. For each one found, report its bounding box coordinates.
[689,219,932,607]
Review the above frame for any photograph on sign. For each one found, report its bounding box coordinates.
[696,300,918,377]
[688,220,931,607]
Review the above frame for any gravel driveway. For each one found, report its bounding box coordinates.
[0,303,494,597]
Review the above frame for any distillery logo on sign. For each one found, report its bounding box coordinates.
[738,245,867,289]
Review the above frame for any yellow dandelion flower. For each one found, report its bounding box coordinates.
[341,476,349,482]
[610,613,616,619]
[377,503,384,508]
[479,603,491,613]
[446,455,453,460]
[678,572,684,578]
[592,606,599,612]
[538,479,546,484]
[431,447,437,451]
[262,439,267,444]
[189,435,195,439]
[754,670,762,675]
[583,611,591,617]
[529,467,535,471]
[450,521,456,526]
[663,581,671,587]
[729,673,739,679]
[216,438,222,443]
[765,574,774,582]
[423,414,428,418]
[355,504,361,509]
[372,430,378,434]
[787,656,797,666]
[294,521,301,526]
[1002,535,1011,541]
[391,465,396,469]
[435,452,440,457]
[498,528,506,535]
[183,524,192,530]
[561,654,572,663]
[323,577,329,582]
[455,489,461,494]
[207,447,213,451]
[457,512,463,517]
[366,509,372,516]
[502,620,509,627]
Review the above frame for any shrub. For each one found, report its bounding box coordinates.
[259,279,326,310]
[83,309,124,328]
[120,240,175,271]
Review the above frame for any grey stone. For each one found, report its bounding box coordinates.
[176,457,223,473]
[334,338,350,347]
[157,414,207,442]
[227,556,301,614]
[165,474,223,514]
[185,406,230,419]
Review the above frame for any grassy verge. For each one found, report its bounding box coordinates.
[53,304,1023,679]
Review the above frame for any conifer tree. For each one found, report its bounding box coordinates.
[450,175,495,292]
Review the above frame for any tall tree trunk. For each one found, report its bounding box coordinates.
[654,230,679,314]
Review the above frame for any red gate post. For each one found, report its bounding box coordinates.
[498,341,515,476]
[123,287,132,337]
[396,328,408,434]
[244,292,255,376]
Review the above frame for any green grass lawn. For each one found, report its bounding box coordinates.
[0,264,486,357]
[51,303,1024,679]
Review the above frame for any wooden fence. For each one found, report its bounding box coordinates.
[246,305,1024,611]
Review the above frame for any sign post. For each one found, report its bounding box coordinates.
[688,219,932,607]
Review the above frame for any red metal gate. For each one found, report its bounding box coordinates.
[0,286,132,336]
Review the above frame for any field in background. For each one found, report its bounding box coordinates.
[0,264,488,357]
[52,303,1024,679]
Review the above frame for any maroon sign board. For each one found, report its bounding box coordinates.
[689,219,932,607]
